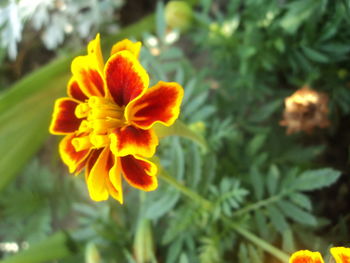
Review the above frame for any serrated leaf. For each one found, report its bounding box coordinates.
[293,168,341,191]
[302,46,329,63]
[250,167,265,200]
[289,192,312,211]
[183,92,208,117]
[248,244,262,263]
[247,134,267,156]
[266,205,289,233]
[278,200,317,226]
[254,211,269,240]
[238,243,250,263]
[166,238,184,263]
[282,229,295,253]
[267,164,279,195]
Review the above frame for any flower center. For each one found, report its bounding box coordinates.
[74,96,125,150]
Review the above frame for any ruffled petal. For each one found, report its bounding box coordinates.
[87,33,104,73]
[120,155,158,191]
[104,50,149,107]
[59,133,91,174]
[126,81,184,129]
[330,247,350,263]
[71,56,105,98]
[107,157,123,203]
[110,126,158,158]
[289,250,324,263]
[67,78,88,102]
[49,98,82,134]
[110,39,142,58]
[85,148,113,201]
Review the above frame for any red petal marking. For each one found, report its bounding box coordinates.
[289,251,324,263]
[71,56,105,97]
[331,247,350,263]
[126,81,184,129]
[50,98,82,134]
[105,51,149,107]
[110,126,158,158]
[67,78,88,102]
[120,155,158,191]
[59,134,91,174]
[85,149,103,181]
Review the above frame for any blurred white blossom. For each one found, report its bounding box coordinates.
[0,0,124,59]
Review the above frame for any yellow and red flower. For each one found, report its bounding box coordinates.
[290,247,350,263]
[49,34,184,203]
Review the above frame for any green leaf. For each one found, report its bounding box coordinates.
[302,46,329,63]
[156,1,166,41]
[282,229,295,253]
[0,232,74,263]
[250,167,265,200]
[254,211,269,241]
[246,134,267,156]
[153,120,208,152]
[0,62,70,192]
[248,244,262,263]
[267,164,279,196]
[293,168,341,191]
[266,205,289,233]
[277,200,317,226]
[289,192,312,211]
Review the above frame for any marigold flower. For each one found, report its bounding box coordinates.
[289,247,350,263]
[280,85,330,134]
[49,34,184,203]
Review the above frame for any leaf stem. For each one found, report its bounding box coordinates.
[160,171,212,210]
[233,193,284,217]
[159,173,290,262]
[228,221,289,262]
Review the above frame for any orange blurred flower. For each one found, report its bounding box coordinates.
[280,85,330,134]
[290,247,350,263]
[49,34,184,203]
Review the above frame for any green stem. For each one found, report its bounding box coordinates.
[233,193,284,217]
[228,221,289,263]
[0,232,75,263]
[154,120,208,152]
[159,171,212,210]
[159,173,290,263]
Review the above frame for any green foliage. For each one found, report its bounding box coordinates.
[0,0,348,263]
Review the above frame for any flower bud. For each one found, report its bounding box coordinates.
[133,218,155,263]
[85,242,101,263]
[165,1,193,31]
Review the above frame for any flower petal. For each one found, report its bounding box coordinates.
[59,133,91,174]
[289,250,324,263]
[110,39,142,58]
[107,157,123,203]
[87,33,104,73]
[110,126,158,158]
[104,50,149,107]
[330,247,350,263]
[49,98,82,134]
[85,148,113,201]
[126,81,184,129]
[71,55,105,98]
[67,78,88,102]
[120,155,158,191]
